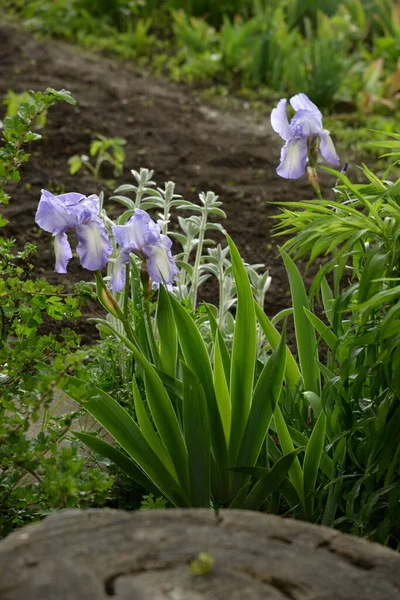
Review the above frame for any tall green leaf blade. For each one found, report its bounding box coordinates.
[303,391,322,419]
[303,411,327,517]
[321,276,334,325]
[229,482,251,509]
[255,302,301,390]
[128,345,189,494]
[213,332,231,444]
[73,431,160,496]
[279,477,301,510]
[304,308,338,350]
[157,285,178,377]
[280,248,320,394]
[274,404,305,507]
[169,294,229,495]
[182,364,211,507]
[227,234,257,463]
[132,377,176,478]
[244,448,303,510]
[206,305,231,383]
[232,329,287,496]
[59,376,188,505]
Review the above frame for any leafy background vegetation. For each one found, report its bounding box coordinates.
[2,0,400,158]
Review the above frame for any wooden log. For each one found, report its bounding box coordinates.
[0,509,400,599]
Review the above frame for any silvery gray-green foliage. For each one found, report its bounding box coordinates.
[106,168,271,326]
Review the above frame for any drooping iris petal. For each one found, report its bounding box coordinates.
[54,232,73,273]
[277,138,308,179]
[145,235,178,285]
[270,99,291,141]
[75,218,112,271]
[109,251,130,293]
[289,109,322,138]
[35,190,77,234]
[36,190,112,274]
[319,129,340,165]
[112,209,160,253]
[290,93,321,117]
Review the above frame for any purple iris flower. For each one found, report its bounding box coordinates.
[271,93,340,179]
[110,208,178,292]
[35,189,112,273]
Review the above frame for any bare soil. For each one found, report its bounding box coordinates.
[1,24,337,342]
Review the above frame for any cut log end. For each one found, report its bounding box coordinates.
[1,509,400,599]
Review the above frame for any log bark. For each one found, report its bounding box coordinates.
[0,509,399,599]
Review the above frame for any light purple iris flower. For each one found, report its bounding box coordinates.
[271,93,340,179]
[110,208,178,292]
[35,189,112,273]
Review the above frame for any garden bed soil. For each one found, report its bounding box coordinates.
[1,24,338,342]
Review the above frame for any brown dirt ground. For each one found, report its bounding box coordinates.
[1,24,339,342]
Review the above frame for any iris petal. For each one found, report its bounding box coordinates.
[36,190,77,234]
[290,109,322,137]
[54,232,73,273]
[319,130,340,165]
[290,93,321,118]
[74,194,100,224]
[75,218,112,271]
[112,209,160,252]
[51,191,89,207]
[145,235,178,285]
[109,252,129,292]
[277,138,308,179]
[270,99,291,141]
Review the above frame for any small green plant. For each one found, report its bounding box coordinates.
[0,236,113,537]
[0,87,75,205]
[0,88,113,536]
[68,133,126,185]
[3,90,47,129]
[140,493,168,509]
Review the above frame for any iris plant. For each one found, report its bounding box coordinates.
[271,93,339,179]
[35,189,112,272]
[110,208,178,292]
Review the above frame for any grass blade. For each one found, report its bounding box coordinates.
[303,411,327,517]
[244,448,303,510]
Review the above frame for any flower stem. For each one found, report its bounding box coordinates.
[307,165,323,200]
[191,211,207,309]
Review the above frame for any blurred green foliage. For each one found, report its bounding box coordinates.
[2,0,400,114]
